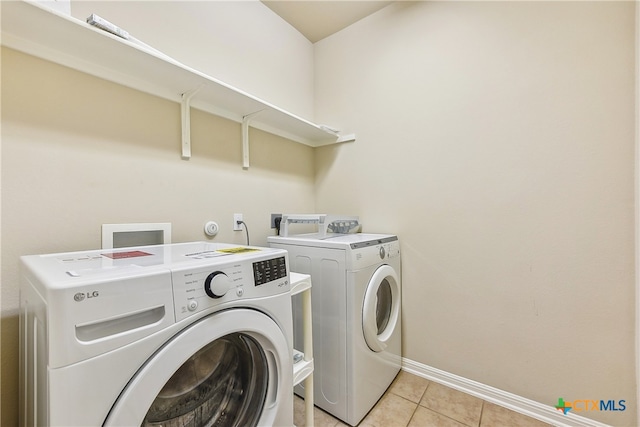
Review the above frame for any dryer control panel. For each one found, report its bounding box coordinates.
[171,255,289,322]
[350,238,400,271]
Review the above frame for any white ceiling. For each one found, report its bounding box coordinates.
[261,1,394,43]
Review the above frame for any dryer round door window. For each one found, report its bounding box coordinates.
[362,265,400,352]
[104,309,290,427]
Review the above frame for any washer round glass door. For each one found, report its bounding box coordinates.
[104,309,290,427]
[362,265,400,352]
[143,332,266,426]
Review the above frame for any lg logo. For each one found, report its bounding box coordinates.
[73,291,99,302]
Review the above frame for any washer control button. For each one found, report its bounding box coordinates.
[187,300,198,311]
[379,246,386,259]
[236,287,244,297]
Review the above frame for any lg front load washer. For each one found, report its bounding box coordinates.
[268,233,402,426]
[19,242,294,427]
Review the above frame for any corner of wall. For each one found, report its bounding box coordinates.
[635,0,640,425]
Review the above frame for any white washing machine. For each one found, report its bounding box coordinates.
[19,242,294,427]
[268,220,401,426]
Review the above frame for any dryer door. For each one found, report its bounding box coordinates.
[104,309,291,427]
[362,265,400,352]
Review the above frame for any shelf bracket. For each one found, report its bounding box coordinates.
[242,110,265,169]
[336,133,357,144]
[181,85,203,160]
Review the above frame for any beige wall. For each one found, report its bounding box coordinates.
[70,0,315,119]
[1,3,316,424]
[2,1,637,426]
[315,1,636,425]
[1,41,315,427]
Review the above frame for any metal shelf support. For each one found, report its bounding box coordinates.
[181,86,203,160]
[242,110,265,169]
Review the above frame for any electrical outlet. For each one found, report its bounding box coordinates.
[271,213,282,229]
[233,213,243,231]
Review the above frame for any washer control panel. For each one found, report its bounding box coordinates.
[253,256,287,286]
[171,255,289,322]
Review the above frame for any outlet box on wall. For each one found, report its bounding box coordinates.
[233,213,243,231]
[271,213,282,229]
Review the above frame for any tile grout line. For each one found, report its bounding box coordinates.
[410,381,430,427]
[405,404,419,427]
[399,382,470,427]
[385,391,420,427]
[414,379,486,427]
[478,400,486,427]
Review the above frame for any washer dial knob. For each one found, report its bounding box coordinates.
[204,271,230,299]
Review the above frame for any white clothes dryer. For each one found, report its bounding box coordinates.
[268,232,401,426]
[19,242,294,427]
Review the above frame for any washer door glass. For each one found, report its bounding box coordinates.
[104,309,291,427]
[362,265,400,352]
[143,333,267,427]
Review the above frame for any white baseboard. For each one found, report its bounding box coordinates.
[401,357,611,427]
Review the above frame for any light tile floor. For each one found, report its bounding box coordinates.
[294,371,552,427]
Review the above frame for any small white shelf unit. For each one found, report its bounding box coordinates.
[1,0,355,168]
[290,272,314,427]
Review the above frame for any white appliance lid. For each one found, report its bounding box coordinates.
[268,233,397,250]
[21,242,285,286]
